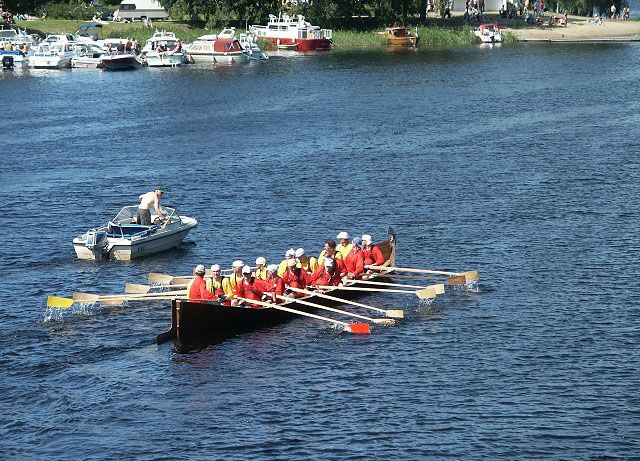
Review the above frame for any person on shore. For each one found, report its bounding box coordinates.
[207,264,233,305]
[610,3,616,18]
[137,188,167,225]
[254,257,268,280]
[343,237,365,280]
[336,232,353,259]
[187,265,215,303]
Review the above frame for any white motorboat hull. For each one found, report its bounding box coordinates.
[188,52,249,64]
[73,215,197,260]
[71,56,104,68]
[146,52,185,67]
[29,56,71,69]
[475,32,502,43]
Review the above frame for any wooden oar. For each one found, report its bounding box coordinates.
[46,289,186,309]
[276,294,395,326]
[125,283,188,294]
[357,279,432,290]
[148,266,257,285]
[367,265,478,283]
[316,283,445,300]
[378,273,467,285]
[235,296,371,334]
[287,286,404,319]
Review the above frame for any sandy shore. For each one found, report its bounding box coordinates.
[504,17,640,41]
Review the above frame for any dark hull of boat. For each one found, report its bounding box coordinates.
[157,229,396,348]
[102,56,141,70]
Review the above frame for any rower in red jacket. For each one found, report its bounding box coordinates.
[343,237,365,280]
[311,257,342,287]
[234,265,261,308]
[362,234,384,267]
[187,264,215,303]
[282,259,310,297]
[253,264,285,303]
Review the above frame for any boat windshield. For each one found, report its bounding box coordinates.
[112,205,179,224]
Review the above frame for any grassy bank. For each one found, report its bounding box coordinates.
[14,18,516,48]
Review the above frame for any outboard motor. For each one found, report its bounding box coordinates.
[2,55,14,70]
[86,230,109,259]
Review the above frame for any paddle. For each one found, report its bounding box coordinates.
[287,286,404,319]
[276,294,395,326]
[235,296,371,334]
[357,279,434,290]
[366,265,478,284]
[377,273,467,285]
[125,283,188,294]
[316,283,445,300]
[47,289,186,309]
[148,267,257,285]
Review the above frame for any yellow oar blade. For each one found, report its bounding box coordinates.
[125,283,151,294]
[47,296,75,309]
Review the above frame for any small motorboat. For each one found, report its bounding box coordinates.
[142,30,186,67]
[73,206,198,261]
[29,42,75,69]
[71,43,107,68]
[186,33,249,64]
[475,23,502,43]
[101,52,143,70]
[218,28,268,60]
[378,27,419,47]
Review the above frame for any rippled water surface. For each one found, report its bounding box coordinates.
[1,44,639,459]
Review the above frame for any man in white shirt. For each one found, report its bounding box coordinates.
[137,188,167,225]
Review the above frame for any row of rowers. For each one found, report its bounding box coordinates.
[186,232,386,306]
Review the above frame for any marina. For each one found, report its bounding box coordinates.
[2,15,640,460]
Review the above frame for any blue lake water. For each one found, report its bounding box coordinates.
[1,44,639,459]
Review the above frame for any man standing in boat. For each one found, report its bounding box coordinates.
[137,188,168,225]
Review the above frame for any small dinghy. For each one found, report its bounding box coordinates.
[73,206,198,260]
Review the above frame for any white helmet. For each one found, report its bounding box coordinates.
[295,248,306,258]
[232,260,244,269]
[336,231,349,240]
[195,264,206,275]
[210,264,221,272]
[256,256,266,266]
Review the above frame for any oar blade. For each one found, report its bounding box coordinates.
[447,275,466,286]
[464,271,479,283]
[345,323,371,334]
[385,309,404,319]
[73,292,100,303]
[416,286,436,299]
[47,296,75,309]
[373,318,396,326]
[100,297,125,306]
[434,283,445,295]
[148,273,174,284]
[125,283,151,294]
[172,277,193,286]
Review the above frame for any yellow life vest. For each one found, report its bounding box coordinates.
[318,250,344,266]
[254,267,268,281]
[336,243,353,260]
[277,259,289,278]
[300,256,318,274]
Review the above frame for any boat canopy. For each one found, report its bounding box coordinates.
[213,38,243,53]
[479,23,500,34]
[112,205,180,224]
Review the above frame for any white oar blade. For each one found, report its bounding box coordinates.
[148,273,174,284]
[385,309,404,319]
[73,292,100,303]
[433,283,445,295]
[416,286,436,299]
[464,271,479,283]
[125,283,151,294]
[373,318,396,326]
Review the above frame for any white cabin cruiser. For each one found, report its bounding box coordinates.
[475,23,502,44]
[142,30,186,67]
[29,42,75,69]
[186,33,249,64]
[217,28,268,60]
[71,43,108,68]
[73,206,198,260]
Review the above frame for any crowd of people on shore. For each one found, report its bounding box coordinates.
[186,232,387,307]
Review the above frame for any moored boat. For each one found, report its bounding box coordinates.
[378,27,419,47]
[28,42,75,69]
[73,205,198,260]
[101,52,143,70]
[249,14,332,52]
[186,34,249,64]
[475,23,502,43]
[71,43,108,68]
[142,30,186,67]
[156,230,396,345]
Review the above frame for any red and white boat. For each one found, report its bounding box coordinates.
[186,34,249,64]
[250,14,332,51]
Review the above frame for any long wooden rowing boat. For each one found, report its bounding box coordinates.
[156,229,397,346]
